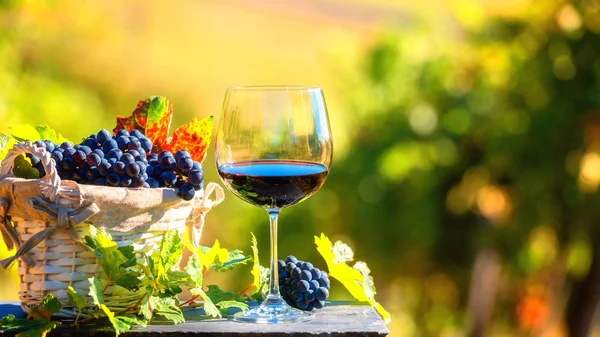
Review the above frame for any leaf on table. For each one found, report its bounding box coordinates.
[164,116,213,163]
[189,287,221,318]
[205,285,246,303]
[15,321,58,337]
[149,296,185,324]
[315,233,392,324]
[27,294,61,321]
[159,230,183,271]
[139,287,154,321]
[100,304,132,337]
[0,314,46,331]
[88,276,104,307]
[215,300,248,315]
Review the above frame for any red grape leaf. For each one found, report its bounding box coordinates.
[113,96,173,152]
[166,116,214,163]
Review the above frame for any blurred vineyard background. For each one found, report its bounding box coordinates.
[1,0,600,336]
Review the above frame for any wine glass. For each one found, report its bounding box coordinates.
[215,85,333,323]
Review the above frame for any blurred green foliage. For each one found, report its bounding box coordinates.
[1,0,600,336]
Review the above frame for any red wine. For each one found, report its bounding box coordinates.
[218,160,329,209]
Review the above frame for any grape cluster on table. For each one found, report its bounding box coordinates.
[279,255,330,311]
[25,129,204,200]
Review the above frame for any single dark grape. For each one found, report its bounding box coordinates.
[60,142,73,149]
[61,158,76,171]
[127,149,140,161]
[177,157,193,173]
[120,153,135,165]
[98,160,112,176]
[160,171,177,187]
[297,280,310,292]
[316,287,328,301]
[126,162,140,178]
[188,168,203,185]
[313,300,324,309]
[127,138,141,151]
[72,150,86,167]
[285,256,299,264]
[106,148,122,160]
[35,162,46,178]
[285,262,296,273]
[304,290,316,302]
[44,140,55,153]
[131,175,145,187]
[116,136,130,150]
[51,151,64,163]
[63,147,76,158]
[115,129,129,138]
[177,183,195,201]
[160,155,176,171]
[79,146,92,156]
[82,137,99,150]
[96,129,112,145]
[92,148,104,158]
[158,150,172,162]
[296,300,308,310]
[139,137,152,152]
[174,150,191,162]
[112,161,126,176]
[311,268,321,280]
[300,270,312,282]
[86,153,102,167]
[102,139,118,152]
[85,167,99,181]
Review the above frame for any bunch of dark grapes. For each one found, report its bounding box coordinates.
[278,255,330,311]
[28,129,204,200]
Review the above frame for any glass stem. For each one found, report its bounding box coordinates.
[266,208,281,302]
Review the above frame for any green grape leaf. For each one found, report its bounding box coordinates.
[213,250,251,272]
[149,296,185,324]
[34,125,68,144]
[10,124,41,143]
[100,304,132,336]
[115,272,142,291]
[88,276,104,306]
[0,315,46,331]
[315,233,392,324]
[66,286,87,324]
[83,227,141,290]
[185,255,203,288]
[159,230,183,271]
[13,154,39,179]
[249,233,269,299]
[215,300,248,315]
[189,287,221,318]
[199,240,229,270]
[205,285,246,303]
[0,133,14,161]
[27,294,61,321]
[15,321,58,337]
[139,287,154,321]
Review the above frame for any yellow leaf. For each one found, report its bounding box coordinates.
[315,233,392,324]
[250,233,260,289]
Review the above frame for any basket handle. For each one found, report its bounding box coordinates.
[0,141,61,203]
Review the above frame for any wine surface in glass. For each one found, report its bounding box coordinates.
[218,160,328,209]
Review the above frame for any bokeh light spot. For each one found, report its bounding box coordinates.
[409,102,438,136]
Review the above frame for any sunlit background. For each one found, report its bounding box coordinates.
[2,0,600,336]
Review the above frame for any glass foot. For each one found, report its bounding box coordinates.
[231,300,314,323]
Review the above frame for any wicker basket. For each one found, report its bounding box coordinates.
[0,142,224,316]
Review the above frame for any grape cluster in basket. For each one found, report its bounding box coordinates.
[279,255,330,311]
[26,129,204,200]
